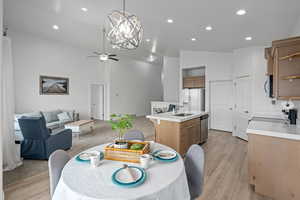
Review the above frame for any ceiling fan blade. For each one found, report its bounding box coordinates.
[87,55,98,58]
[108,54,117,57]
[109,57,119,61]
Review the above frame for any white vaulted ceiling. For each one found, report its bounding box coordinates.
[4,0,300,61]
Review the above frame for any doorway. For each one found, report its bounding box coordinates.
[210,80,233,132]
[90,84,105,120]
[233,76,252,141]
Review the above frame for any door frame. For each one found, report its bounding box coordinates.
[209,79,234,132]
[88,82,106,120]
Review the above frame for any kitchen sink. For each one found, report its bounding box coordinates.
[174,113,193,117]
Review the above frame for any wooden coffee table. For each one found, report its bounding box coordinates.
[65,120,94,138]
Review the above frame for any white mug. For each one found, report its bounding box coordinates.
[140,154,152,169]
[90,155,100,168]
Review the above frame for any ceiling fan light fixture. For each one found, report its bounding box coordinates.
[107,0,143,50]
[99,54,109,61]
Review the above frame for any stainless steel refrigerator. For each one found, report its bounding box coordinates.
[182,88,205,112]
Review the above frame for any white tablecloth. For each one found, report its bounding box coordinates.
[52,142,190,200]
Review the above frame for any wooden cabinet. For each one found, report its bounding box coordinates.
[248,133,300,200]
[265,36,300,100]
[180,118,200,154]
[183,76,205,88]
[152,115,208,156]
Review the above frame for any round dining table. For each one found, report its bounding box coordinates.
[52,142,191,200]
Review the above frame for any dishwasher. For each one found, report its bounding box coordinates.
[200,114,209,143]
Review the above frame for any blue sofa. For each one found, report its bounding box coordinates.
[18,116,72,160]
[14,109,75,141]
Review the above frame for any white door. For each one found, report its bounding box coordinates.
[234,77,252,141]
[210,80,233,132]
[90,84,104,120]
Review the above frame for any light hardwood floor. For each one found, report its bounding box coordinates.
[4,118,271,200]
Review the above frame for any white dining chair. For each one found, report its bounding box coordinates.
[184,144,205,200]
[124,130,145,141]
[48,150,70,197]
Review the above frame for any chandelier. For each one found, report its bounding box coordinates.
[107,0,143,50]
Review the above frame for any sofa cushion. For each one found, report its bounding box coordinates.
[57,112,71,122]
[15,112,42,121]
[46,121,60,130]
[43,110,62,123]
[61,110,75,121]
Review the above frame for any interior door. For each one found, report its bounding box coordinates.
[234,77,252,141]
[90,84,104,120]
[210,80,233,132]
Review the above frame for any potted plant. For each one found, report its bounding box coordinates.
[109,114,134,149]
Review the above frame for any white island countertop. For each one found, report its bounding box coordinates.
[247,119,300,140]
[146,111,209,123]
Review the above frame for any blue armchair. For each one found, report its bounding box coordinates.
[18,116,72,160]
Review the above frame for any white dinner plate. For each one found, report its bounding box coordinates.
[78,151,100,161]
[155,150,177,160]
[115,167,143,184]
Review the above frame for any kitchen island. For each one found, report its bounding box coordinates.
[146,112,209,156]
[247,118,300,200]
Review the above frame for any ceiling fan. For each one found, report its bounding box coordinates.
[88,28,119,62]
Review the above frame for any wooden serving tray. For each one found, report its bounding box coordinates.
[104,141,150,163]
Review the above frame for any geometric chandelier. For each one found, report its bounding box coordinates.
[107,0,143,50]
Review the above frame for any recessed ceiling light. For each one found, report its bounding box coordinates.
[52,25,59,30]
[236,9,246,16]
[205,26,213,31]
[167,19,174,23]
[245,36,252,41]
[191,38,197,41]
[81,7,88,12]
[146,39,151,42]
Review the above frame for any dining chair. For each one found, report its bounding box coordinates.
[48,150,70,197]
[123,130,145,141]
[184,144,205,200]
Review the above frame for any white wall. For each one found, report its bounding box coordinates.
[162,56,180,102]
[10,31,106,119]
[180,51,233,111]
[291,16,300,36]
[0,0,4,198]
[109,58,163,116]
[233,47,298,118]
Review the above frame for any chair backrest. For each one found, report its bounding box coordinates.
[184,144,205,199]
[18,116,50,140]
[48,150,70,197]
[123,130,145,141]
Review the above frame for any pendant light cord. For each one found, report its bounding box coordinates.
[102,28,106,52]
[123,0,125,14]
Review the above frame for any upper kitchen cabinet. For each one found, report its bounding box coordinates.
[265,36,300,100]
[182,67,205,89]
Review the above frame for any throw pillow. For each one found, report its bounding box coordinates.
[57,112,71,122]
